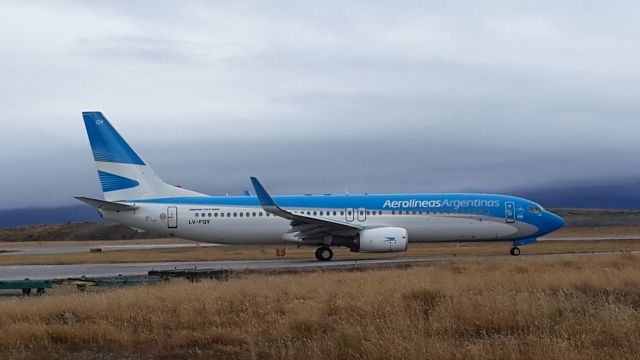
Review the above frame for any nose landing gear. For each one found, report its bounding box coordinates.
[509,246,521,256]
[315,246,333,261]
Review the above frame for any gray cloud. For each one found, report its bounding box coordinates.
[1,1,640,209]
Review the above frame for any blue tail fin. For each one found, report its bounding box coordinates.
[81,111,205,201]
[82,112,145,165]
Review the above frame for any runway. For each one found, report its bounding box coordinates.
[0,257,452,280]
[2,235,637,257]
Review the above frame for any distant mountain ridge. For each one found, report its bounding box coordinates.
[0,221,159,242]
[0,205,101,228]
[2,180,640,228]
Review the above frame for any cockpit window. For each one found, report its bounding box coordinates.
[528,206,543,213]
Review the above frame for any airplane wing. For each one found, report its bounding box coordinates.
[250,177,362,242]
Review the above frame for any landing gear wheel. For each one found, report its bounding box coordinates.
[315,246,333,261]
[510,247,521,256]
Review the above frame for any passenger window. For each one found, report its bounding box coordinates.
[208,213,212,217]
[252,212,256,217]
[259,212,263,216]
[195,213,199,217]
[246,212,250,217]
[233,213,237,217]
[320,211,324,216]
[340,211,344,215]
[333,211,337,216]
[239,213,243,217]
[392,211,396,215]
[214,213,218,217]
[366,211,370,215]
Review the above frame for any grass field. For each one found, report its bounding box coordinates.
[1,254,639,359]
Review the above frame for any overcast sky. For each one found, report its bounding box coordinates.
[1,1,639,209]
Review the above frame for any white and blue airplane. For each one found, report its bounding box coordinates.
[77,112,565,261]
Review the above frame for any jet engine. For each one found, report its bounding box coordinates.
[355,227,408,253]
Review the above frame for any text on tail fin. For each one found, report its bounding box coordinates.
[82,112,145,165]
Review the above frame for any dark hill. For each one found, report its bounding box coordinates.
[0,222,161,242]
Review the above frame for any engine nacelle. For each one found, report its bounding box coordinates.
[356,227,408,253]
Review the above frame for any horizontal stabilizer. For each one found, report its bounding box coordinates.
[75,197,138,212]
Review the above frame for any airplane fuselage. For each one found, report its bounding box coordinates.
[104,193,564,246]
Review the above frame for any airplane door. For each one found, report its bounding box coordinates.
[167,206,178,228]
[357,208,367,222]
[505,202,515,223]
[345,208,354,222]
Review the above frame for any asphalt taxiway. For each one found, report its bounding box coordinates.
[0,257,452,280]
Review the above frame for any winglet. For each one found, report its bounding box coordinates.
[250,177,293,219]
[250,177,278,208]
[248,177,364,231]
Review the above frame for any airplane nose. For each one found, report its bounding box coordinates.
[547,212,565,232]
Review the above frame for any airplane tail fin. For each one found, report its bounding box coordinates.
[81,112,205,201]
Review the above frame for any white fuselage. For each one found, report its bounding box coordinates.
[104,202,539,246]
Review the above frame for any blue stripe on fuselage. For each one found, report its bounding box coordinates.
[127,193,535,219]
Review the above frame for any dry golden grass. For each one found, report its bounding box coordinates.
[1,255,640,359]
[2,239,640,265]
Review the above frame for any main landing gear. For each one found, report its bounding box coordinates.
[509,246,521,256]
[315,246,333,261]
